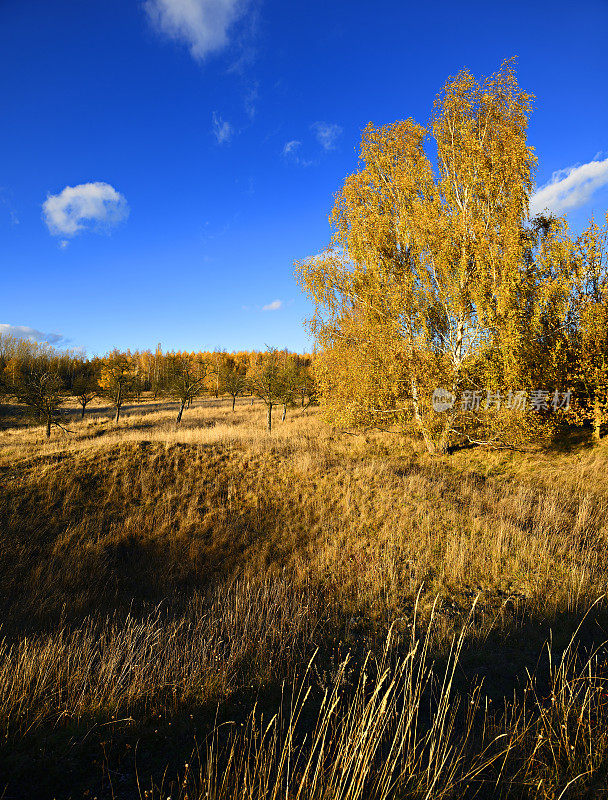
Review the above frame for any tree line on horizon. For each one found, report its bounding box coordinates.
[0,339,316,437]
[296,59,608,453]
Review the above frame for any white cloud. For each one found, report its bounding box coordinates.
[262,299,282,311]
[0,324,66,345]
[530,156,608,216]
[144,0,247,61]
[282,140,314,167]
[212,111,233,144]
[282,140,301,156]
[306,246,343,262]
[42,182,129,238]
[311,121,342,151]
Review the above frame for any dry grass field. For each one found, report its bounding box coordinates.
[1,397,608,799]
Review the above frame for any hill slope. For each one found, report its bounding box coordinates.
[1,398,608,798]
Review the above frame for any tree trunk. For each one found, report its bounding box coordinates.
[177,400,185,425]
[437,318,464,455]
[81,403,86,418]
[411,377,436,454]
[46,416,51,438]
[232,395,236,412]
[267,402,272,432]
[251,396,254,405]
[115,383,122,423]
[593,396,602,443]
[282,403,286,422]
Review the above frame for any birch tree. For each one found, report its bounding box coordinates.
[297,60,537,453]
[570,215,608,442]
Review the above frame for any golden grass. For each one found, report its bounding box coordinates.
[1,397,608,798]
[146,610,608,800]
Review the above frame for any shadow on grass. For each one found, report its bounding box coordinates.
[546,422,599,453]
[2,598,607,800]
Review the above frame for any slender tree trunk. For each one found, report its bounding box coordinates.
[411,377,436,454]
[437,318,464,455]
[282,403,287,422]
[251,396,254,405]
[81,403,86,418]
[232,395,236,412]
[267,402,272,432]
[593,396,602,443]
[46,416,51,438]
[176,399,186,425]
[115,383,122,423]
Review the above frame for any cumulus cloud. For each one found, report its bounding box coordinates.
[42,182,129,238]
[530,156,608,216]
[212,111,234,144]
[262,299,282,311]
[311,121,342,151]
[144,0,248,61]
[0,324,66,345]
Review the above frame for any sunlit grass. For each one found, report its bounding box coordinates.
[1,396,608,798]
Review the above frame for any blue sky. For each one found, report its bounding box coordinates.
[1,0,607,356]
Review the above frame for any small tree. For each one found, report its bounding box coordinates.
[99,350,134,423]
[294,357,317,408]
[277,353,299,422]
[247,348,286,432]
[72,361,99,418]
[167,354,207,424]
[219,360,247,412]
[10,356,66,438]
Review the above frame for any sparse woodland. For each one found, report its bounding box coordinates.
[0,338,315,434]
[1,62,608,800]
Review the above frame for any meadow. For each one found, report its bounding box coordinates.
[1,396,608,799]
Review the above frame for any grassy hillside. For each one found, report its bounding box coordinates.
[1,398,608,799]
